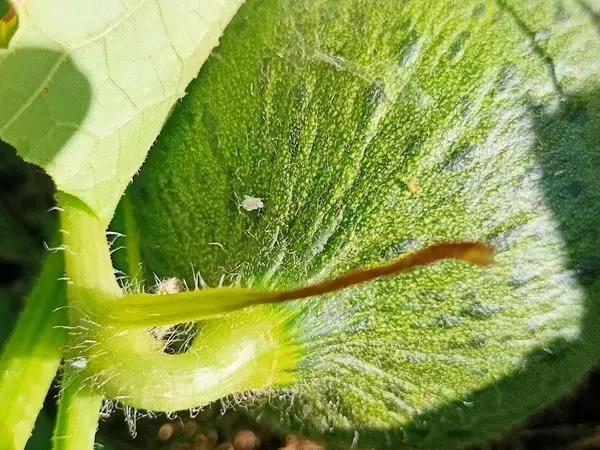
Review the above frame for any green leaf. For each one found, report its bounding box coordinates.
[127,0,600,448]
[0,0,244,223]
[0,1,9,16]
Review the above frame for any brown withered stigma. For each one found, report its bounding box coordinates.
[272,242,494,302]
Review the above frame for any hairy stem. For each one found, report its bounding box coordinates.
[111,193,144,285]
[0,248,67,450]
[52,378,103,450]
[86,309,300,411]
[58,193,122,303]
[111,242,494,328]
[55,193,493,414]
[63,239,491,411]
[54,192,298,414]
[54,193,122,450]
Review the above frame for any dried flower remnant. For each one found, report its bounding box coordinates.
[0,3,17,48]
[272,242,494,302]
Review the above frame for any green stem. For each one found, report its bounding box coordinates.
[52,194,495,416]
[121,194,143,284]
[0,247,67,450]
[53,193,122,450]
[111,242,494,328]
[110,193,144,285]
[110,287,280,327]
[75,306,300,412]
[55,199,494,413]
[58,193,122,302]
[52,377,103,450]
[53,193,300,413]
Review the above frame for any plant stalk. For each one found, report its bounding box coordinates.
[52,378,103,450]
[52,193,122,450]
[0,248,67,450]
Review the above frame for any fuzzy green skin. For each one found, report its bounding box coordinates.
[128,0,600,448]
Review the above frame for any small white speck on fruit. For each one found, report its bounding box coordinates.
[534,28,551,44]
[70,357,88,370]
[241,195,264,211]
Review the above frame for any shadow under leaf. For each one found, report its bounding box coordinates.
[0,47,91,169]
[395,88,600,449]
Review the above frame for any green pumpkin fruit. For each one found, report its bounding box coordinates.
[121,0,600,448]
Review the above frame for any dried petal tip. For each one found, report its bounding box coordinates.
[458,242,495,266]
[274,241,495,302]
